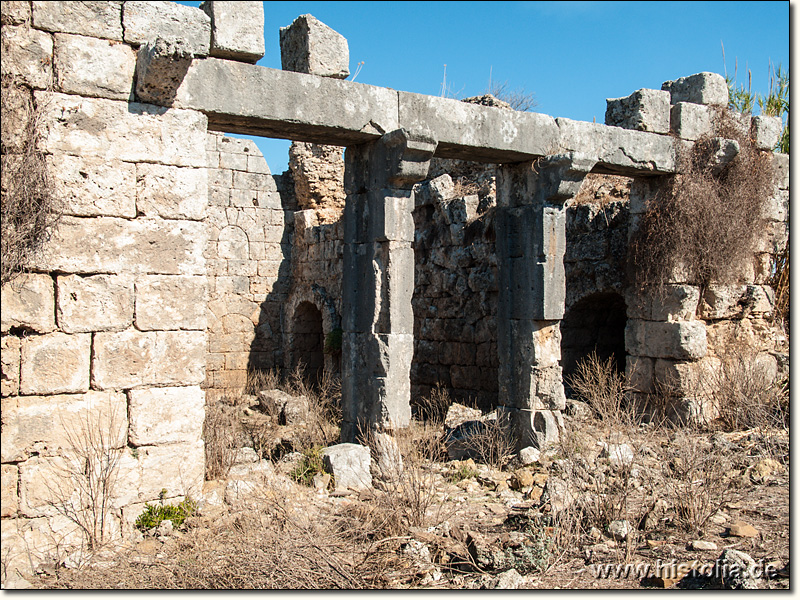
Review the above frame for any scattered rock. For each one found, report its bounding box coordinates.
[565,398,592,420]
[715,549,760,589]
[607,519,633,541]
[751,458,783,480]
[542,476,576,513]
[444,402,483,429]
[509,468,535,490]
[156,519,174,537]
[258,389,309,424]
[727,521,759,538]
[312,472,331,492]
[690,540,718,551]
[519,446,541,465]
[322,443,372,492]
[602,443,635,467]
[491,568,526,589]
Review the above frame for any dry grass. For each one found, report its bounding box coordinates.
[203,402,240,480]
[1,75,60,285]
[566,352,642,429]
[629,108,775,290]
[461,418,515,471]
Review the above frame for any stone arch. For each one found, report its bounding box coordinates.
[284,285,341,377]
[560,291,628,395]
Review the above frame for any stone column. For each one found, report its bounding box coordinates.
[496,153,596,449]
[340,129,437,442]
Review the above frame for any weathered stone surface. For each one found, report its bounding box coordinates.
[750,115,783,151]
[763,189,788,222]
[1,274,56,333]
[625,320,707,360]
[401,92,559,163]
[1,464,19,517]
[134,275,207,331]
[123,1,210,57]
[1,391,127,463]
[773,153,788,189]
[56,274,134,333]
[605,88,670,134]
[177,58,398,146]
[280,14,349,79]
[649,285,701,321]
[1,335,21,396]
[289,142,346,213]
[0,24,53,89]
[47,155,136,218]
[92,330,205,389]
[699,284,747,319]
[20,333,91,395]
[608,519,633,541]
[519,446,541,465]
[663,72,728,106]
[36,92,208,167]
[202,1,265,63]
[669,102,715,140]
[498,406,562,450]
[135,38,193,106]
[136,163,207,220]
[322,443,372,492]
[1,1,30,25]
[0,81,32,154]
[690,540,718,551]
[602,443,635,467]
[32,216,206,276]
[715,549,759,590]
[136,440,205,499]
[32,1,123,40]
[556,117,676,174]
[54,33,135,100]
[626,356,655,393]
[128,386,204,445]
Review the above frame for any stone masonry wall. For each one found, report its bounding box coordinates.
[204,132,293,399]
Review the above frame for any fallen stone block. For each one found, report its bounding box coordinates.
[663,72,728,106]
[605,88,670,134]
[322,443,372,492]
[280,14,349,78]
[202,1,265,63]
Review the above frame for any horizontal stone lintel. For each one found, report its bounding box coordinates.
[179,58,677,172]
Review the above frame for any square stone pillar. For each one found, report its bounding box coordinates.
[496,153,596,449]
[340,129,437,442]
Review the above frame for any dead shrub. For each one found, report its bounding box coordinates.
[567,352,641,429]
[629,108,775,291]
[461,417,514,471]
[1,75,60,286]
[414,382,452,424]
[203,402,240,480]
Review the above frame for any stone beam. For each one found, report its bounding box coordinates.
[176,58,677,172]
[496,153,596,450]
[340,129,436,442]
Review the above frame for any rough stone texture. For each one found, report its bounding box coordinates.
[773,153,788,189]
[1,335,21,397]
[19,332,91,395]
[135,441,205,499]
[750,115,783,150]
[280,14,349,79]
[136,163,207,220]
[1,1,31,25]
[128,386,204,445]
[0,24,53,89]
[32,216,206,276]
[663,72,728,106]
[288,141,346,217]
[135,37,193,106]
[322,443,372,492]
[1,464,18,517]
[669,102,715,140]
[625,319,707,360]
[135,276,207,331]
[54,33,135,100]
[92,330,205,390]
[0,79,33,154]
[56,274,134,333]
[123,1,210,57]
[32,1,123,41]
[605,88,670,134]
[1,274,56,333]
[201,1,265,63]
[1,391,127,463]
[47,155,137,218]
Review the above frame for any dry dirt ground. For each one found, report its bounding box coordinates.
[30,408,789,590]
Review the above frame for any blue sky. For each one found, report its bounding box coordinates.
[179,1,789,174]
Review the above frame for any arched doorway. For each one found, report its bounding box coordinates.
[560,292,627,395]
[291,301,325,381]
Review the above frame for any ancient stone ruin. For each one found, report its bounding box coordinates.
[0,1,788,583]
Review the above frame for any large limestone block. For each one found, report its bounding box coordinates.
[773,153,788,190]
[128,386,204,445]
[280,14,349,78]
[32,216,206,276]
[1,464,19,517]
[654,357,721,396]
[123,1,211,57]
[649,285,701,321]
[763,189,788,222]
[556,118,676,174]
[605,88,670,134]
[201,1,265,63]
[136,164,207,220]
[498,406,562,451]
[36,92,208,167]
[750,115,783,151]
[1,390,127,463]
[92,329,205,389]
[54,33,135,100]
[1,273,56,333]
[0,24,53,89]
[135,440,205,499]
[1,1,30,25]
[626,356,655,393]
[48,155,136,218]
[134,275,207,331]
[135,37,193,106]
[699,284,748,320]
[663,72,728,106]
[322,443,372,492]
[56,274,134,333]
[20,332,91,395]
[669,102,715,140]
[1,335,21,396]
[32,1,123,40]
[624,319,707,360]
